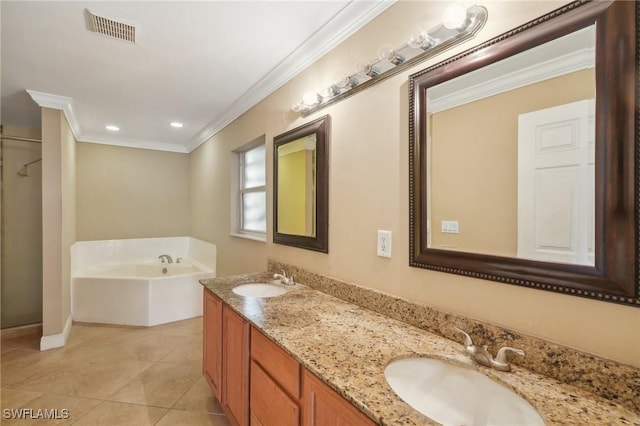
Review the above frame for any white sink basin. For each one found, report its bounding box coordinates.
[232,283,288,298]
[385,357,544,426]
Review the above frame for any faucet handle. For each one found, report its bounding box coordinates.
[453,327,474,347]
[492,347,525,372]
[273,271,294,285]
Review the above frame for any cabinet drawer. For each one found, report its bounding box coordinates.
[250,360,299,426]
[251,327,300,399]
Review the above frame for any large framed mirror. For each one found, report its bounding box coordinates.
[274,115,330,252]
[409,0,638,306]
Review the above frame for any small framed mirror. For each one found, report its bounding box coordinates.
[273,115,330,253]
[409,0,638,305]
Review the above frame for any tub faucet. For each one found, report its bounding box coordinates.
[273,272,294,285]
[158,254,173,264]
[454,327,524,372]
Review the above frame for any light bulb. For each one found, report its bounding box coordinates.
[378,44,404,65]
[302,92,320,106]
[319,87,333,99]
[409,30,436,50]
[442,3,468,29]
[105,125,120,131]
[355,60,377,77]
[378,43,404,65]
[334,73,356,89]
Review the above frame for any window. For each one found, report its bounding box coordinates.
[232,136,266,240]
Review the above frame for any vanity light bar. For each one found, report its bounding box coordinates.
[292,4,488,117]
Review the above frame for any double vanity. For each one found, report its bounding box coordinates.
[200,264,640,426]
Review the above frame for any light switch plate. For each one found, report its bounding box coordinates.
[377,230,392,258]
[441,220,459,234]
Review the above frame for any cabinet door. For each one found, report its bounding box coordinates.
[203,289,222,402]
[250,360,299,426]
[222,305,250,426]
[301,369,375,426]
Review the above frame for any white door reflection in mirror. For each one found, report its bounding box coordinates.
[517,100,595,266]
[425,25,596,266]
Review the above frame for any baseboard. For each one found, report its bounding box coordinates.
[40,314,72,351]
[1,323,42,340]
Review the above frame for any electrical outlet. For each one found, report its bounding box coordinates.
[377,230,392,258]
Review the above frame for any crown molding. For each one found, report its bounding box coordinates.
[27,89,83,140]
[27,89,188,152]
[186,0,396,153]
[27,1,396,154]
[27,89,72,110]
[428,47,595,114]
[77,134,189,153]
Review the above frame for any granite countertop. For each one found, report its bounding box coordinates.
[201,273,640,426]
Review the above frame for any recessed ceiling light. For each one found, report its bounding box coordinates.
[170,122,184,128]
[105,125,120,131]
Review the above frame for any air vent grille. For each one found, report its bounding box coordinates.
[88,10,136,43]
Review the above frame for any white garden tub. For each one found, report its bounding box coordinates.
[71,237,216,326]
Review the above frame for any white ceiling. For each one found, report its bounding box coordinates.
[1,1,393,153]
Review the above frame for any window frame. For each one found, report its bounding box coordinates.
[231,136,267,241]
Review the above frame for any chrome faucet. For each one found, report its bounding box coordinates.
[454,327,524,372]
[273,271,294,285]
[158,254,173,264]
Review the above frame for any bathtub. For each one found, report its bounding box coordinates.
[71,237,216,326]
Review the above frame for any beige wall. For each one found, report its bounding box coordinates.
[430,69,595,255]
[190,119,268,274]
[189,0,640,368]
[1,126,43,328]
[61,115,75,327]
[41,108,75,337]
[76,143,189,241]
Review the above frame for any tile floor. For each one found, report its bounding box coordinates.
[1,317,229,425]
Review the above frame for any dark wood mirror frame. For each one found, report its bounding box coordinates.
[274,115,330,253]
[409,0,638,306]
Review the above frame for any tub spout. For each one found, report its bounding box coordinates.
[158,254,173,263]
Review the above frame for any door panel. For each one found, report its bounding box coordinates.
[518,99,595,265]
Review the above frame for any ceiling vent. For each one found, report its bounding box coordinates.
[88,10,136,43]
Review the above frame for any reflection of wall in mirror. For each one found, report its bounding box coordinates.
[429,68,595,256]
[277,148,315,236]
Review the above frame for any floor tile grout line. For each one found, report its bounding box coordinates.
[71,399,170,426]
[103,362,204,410]
[2,318,220,425]
[169,375,207,412]
[102,360,160,404]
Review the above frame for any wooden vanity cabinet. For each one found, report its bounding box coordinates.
[203,289,223,402]
[250,327,300,426]
[302,369,376,426]
[204,290,375,426]
[222,304,250,426]
[204,290,250,426]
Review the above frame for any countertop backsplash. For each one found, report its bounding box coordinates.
[268,260,640,413]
